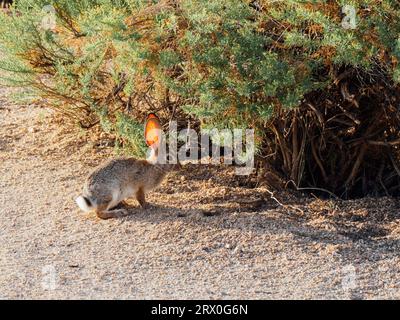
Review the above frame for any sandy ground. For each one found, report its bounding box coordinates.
[1,86,400,300]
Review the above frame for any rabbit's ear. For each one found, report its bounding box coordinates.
[145,113,162,148]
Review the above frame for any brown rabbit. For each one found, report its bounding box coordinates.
[75,113,179,219]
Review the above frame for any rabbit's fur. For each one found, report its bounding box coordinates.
[76,113,179,219]
[76,157,178,219]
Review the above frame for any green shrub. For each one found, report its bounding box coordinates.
[1,0,399,197]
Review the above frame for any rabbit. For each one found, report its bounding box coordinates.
[75,113,180,219]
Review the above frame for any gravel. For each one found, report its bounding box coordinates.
[1,87,400,299]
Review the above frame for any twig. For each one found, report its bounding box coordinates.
[285,180,339,199]
[390,153,400,177]
[367,138,400,146]
[307,103,324,124]
[311,138,328,182]
[265,188,304,215]
[345,144,367,186]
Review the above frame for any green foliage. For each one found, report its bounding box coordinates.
[0,0,399,157]
[114,112,147,156]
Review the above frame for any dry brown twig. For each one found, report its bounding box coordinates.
[264,188,304,216]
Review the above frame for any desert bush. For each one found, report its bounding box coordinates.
[0,0,399,197]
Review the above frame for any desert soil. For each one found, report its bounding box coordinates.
[1,86,400,300]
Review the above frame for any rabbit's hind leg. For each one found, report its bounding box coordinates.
[96,203,128,220]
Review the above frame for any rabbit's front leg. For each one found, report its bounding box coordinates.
[135,187,147,208]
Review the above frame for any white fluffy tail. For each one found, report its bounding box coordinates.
[76,195,92,212]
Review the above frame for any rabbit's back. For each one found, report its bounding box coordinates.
[85,158,145,188]
[83,158,143,202]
